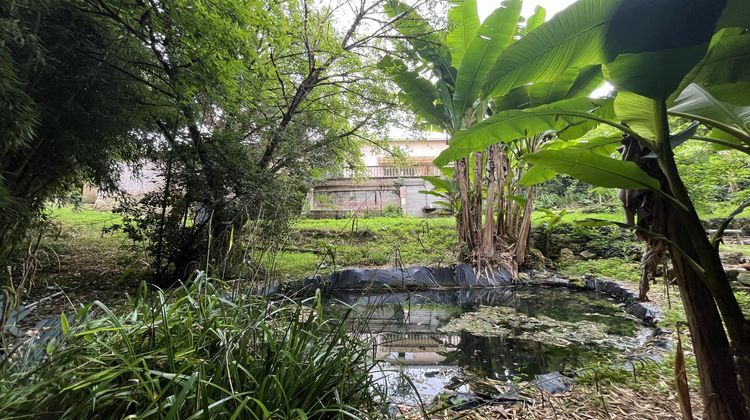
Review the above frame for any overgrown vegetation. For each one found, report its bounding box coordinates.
[0,276,384,418]
[3,0,750,418]
[560,258,641,284]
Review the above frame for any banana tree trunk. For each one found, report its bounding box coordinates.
[656,151,750,417]
[483,146,497,257]
[651,100,750,414]
[667,238,747,419]
[514,187,535,270]
[495,147,506,238]
[473,151,484,248]
[456,157,473,257]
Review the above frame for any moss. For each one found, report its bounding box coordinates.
[560,258,641,284]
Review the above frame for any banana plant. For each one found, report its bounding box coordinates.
[436,0,750,417]
[382,0,601,274]
[419,175,459,215]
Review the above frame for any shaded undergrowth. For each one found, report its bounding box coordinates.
[0,274,385,419]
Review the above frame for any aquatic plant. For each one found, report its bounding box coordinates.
[439,305,642,350]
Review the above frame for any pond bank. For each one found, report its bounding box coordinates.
[289,265,674,417]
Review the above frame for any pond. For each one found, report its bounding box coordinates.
[326,286,653,405]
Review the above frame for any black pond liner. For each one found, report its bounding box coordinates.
[292,265,674,410]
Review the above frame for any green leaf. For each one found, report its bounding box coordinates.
[419,190,445,198]
[420,176,453,192]
[508,194,527,206]
[716,0,750,30]
[707,82,750,107]
[614,91,658,139]
[604,45,711,100]
[519,165,557,186]
[543,133,623,155]
[558,96,615,141]
[523,149,661,190]
[435,97,611,166]
[669,83,750,144]
[483,0,623,98]
[566,65,605,98]
[603,0,727,100]
[493,66,602,113]
[60,313,70,335]
[384,0,453,80]
[447,0,480,68]
[673,29,750,100]
[453,0,521,115]
[525,6,546,32]
[378,57,448,129]
[46,338,57,356]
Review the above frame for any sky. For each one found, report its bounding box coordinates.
[477,0,578,20]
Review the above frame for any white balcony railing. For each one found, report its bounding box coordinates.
[329,165,441,179]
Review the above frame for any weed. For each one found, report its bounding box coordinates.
[0,275,385,418]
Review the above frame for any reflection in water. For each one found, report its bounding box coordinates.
[327,287,651,403]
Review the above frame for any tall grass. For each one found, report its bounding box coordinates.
[0,273,385,419]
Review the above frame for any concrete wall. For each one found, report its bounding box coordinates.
[82,163,162,208]
[308,177,441,218]
[361,133,448,166]
[308,133,449,218]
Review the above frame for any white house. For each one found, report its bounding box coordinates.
[308,132,449,218]
[84,133,450,217]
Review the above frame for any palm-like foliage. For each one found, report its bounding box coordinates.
[432,0,750,417]
[382,0,601,272]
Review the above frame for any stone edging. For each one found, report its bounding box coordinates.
[532,273,661,325]
[582,276,661,325]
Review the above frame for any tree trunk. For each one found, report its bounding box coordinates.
[651,100,750,414]
[456,157,473,257]
[514,187,535,270]
[483,146,497,257]
[657,159,750,417]
[496,149,507,238]
[624,104,750,418]
[664,216,748,420]
[472,151,484,253]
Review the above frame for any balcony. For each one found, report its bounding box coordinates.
[329,165,442,179]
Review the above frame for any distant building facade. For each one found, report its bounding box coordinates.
[307,132,449,218]
[82,163,163,208]
[85,133,449,217]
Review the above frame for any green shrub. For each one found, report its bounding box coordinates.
[0,275,383,418]
[381,205,403,218]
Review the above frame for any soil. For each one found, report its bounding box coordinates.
[11,221,146,330]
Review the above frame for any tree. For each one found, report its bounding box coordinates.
[80,0,401,282]
[382,0,599,276]
[0,1,150,261]
[438,0,750,417]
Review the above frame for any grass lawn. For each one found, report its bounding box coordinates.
[47,206,123,227]
[282,216,458,278]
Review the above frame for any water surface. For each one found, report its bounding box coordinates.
[326,286,651,404]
